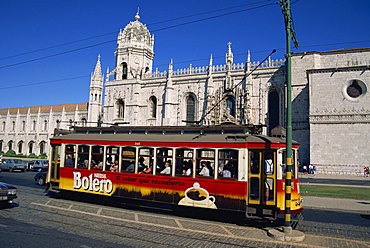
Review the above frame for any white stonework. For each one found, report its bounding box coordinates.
[0,14,369,175]
[0,103,88,156]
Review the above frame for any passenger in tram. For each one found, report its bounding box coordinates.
[93,161,103,170]
[65,154,74,166]
[77,157,84,167]
[126,161,135,171]
[264,154,274,175]
[199,161,210,176]
[138,157,146,172]
[110,161,118,172]
[182,161,192,176]
[160,161,171,174]
[106,156,113,166]
[142,160,153,174]
[83,159,89,167]
[221,162,232,178]
[231,163,238,178]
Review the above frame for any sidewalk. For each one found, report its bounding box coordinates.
[298,173,370,214]
[303,196,370,214]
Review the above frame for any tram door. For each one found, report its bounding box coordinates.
[248,150,276,206]
[48,144,61,184]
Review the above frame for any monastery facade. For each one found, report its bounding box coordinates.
[0,13,369,175]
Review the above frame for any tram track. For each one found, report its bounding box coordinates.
[28,199,370,248]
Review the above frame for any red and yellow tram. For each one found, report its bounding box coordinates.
[47,125,302,220]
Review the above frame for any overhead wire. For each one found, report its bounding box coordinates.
[0,0,274,61]
[0,1,277,70]
[1,0,369,89]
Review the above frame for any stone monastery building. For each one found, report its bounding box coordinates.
[0,13,369,175]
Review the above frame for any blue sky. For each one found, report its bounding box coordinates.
[1,0,369,109]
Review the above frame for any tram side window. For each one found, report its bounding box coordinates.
[175,149,193,176]
[139,148,154,173]
[91,146,104,170]
[107,146,119,171]
[77,145,90,169]
[264,152,274,175]
[250,151,260,174]
[196,149,215,177]
[156,148,173,175]
[218,150,238,179]
[122,147,135,172]
[65,145,76,167]
[282,150,296,179]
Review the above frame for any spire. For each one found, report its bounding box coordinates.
[208,54,213,75]
[209,54,213,67]
[246,50,251,73]
[226,42,234,66]
[168,59,173,73]
[92,55,103,82]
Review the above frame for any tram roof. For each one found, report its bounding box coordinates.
[51,125,298,146]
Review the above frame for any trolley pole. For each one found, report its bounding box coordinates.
[280,0,298,234]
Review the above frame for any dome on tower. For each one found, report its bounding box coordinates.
[117,12,154,49]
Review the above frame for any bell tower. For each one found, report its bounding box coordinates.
[114,12,155,80]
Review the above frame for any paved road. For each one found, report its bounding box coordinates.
[1,170,369,247]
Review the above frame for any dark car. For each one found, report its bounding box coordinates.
[34,171,47,186]
[0,182,18,207]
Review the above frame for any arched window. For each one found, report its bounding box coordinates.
[0,140,3,152]
[122,62,128,79]
[149,96,157,118]
[18,141,23,154]
[8,141,13,151]
[186,95,196,124]
[12,121,15,131]
[81,118,87,127]
[2,122,5,131]
[22,121,26,131]
[39,141,45,154]
[268,91,280,135]
[117,99,125,119]
[226,96,236,117]
[28,142,34,154]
